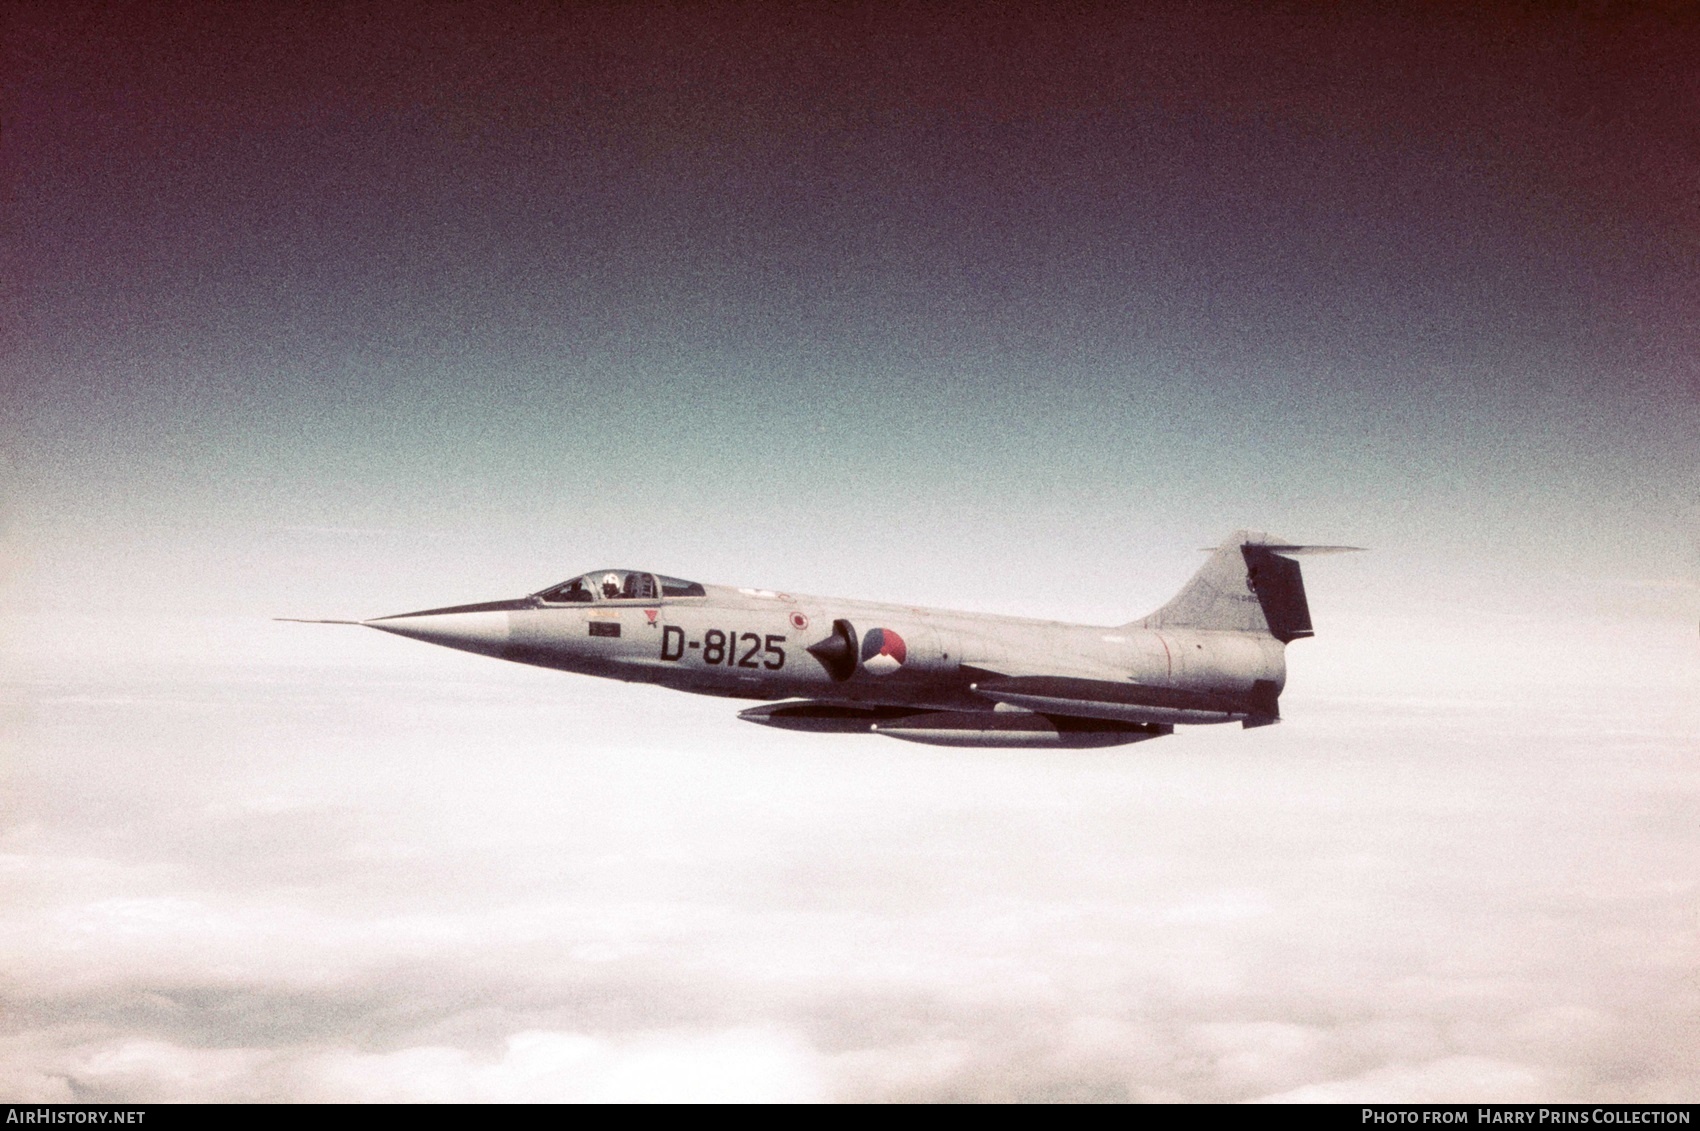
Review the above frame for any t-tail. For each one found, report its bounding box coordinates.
[1134,530,1363,642]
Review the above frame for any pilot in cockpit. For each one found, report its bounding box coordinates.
[536,570,698,604]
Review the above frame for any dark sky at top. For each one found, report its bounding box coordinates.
[3,2,1697,607]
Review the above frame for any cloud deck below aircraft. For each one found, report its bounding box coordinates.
[0,612,1695,1102]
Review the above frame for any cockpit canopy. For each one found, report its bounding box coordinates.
[534,570,706,604]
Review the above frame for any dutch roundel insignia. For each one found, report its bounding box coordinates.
[860,627,906,675]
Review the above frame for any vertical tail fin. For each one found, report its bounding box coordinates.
[1133,531,1361,642]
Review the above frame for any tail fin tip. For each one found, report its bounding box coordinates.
[1137,531,1362,642]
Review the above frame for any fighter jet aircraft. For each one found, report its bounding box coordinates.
[284,531,1358,748]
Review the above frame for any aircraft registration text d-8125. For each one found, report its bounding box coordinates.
[659,627,787,669]
[283,532,1359,748]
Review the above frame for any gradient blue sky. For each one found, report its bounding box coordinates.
[6,1,1698,610]
[2,1,1697,1102]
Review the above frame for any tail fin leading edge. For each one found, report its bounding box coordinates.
[1134,531,1361,643]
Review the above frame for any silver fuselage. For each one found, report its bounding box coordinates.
[370,584,1288,727]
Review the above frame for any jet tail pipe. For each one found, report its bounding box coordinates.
[805,619,859,681]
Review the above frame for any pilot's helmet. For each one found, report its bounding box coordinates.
[601,572,622,599]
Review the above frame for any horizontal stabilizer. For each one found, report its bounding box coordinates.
[1139,532,1361,643]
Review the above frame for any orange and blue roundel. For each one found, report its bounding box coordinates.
[860,627,907,675]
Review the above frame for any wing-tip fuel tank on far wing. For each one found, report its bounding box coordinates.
[282,532,1361,748]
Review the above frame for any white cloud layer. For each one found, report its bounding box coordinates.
[1,597,1695,1102]
[22,1028,821,1103]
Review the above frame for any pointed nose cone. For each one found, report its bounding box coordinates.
[364,599,524,659]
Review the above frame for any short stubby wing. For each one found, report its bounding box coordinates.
[968,675,1280,729]
[737,699,1171,748]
